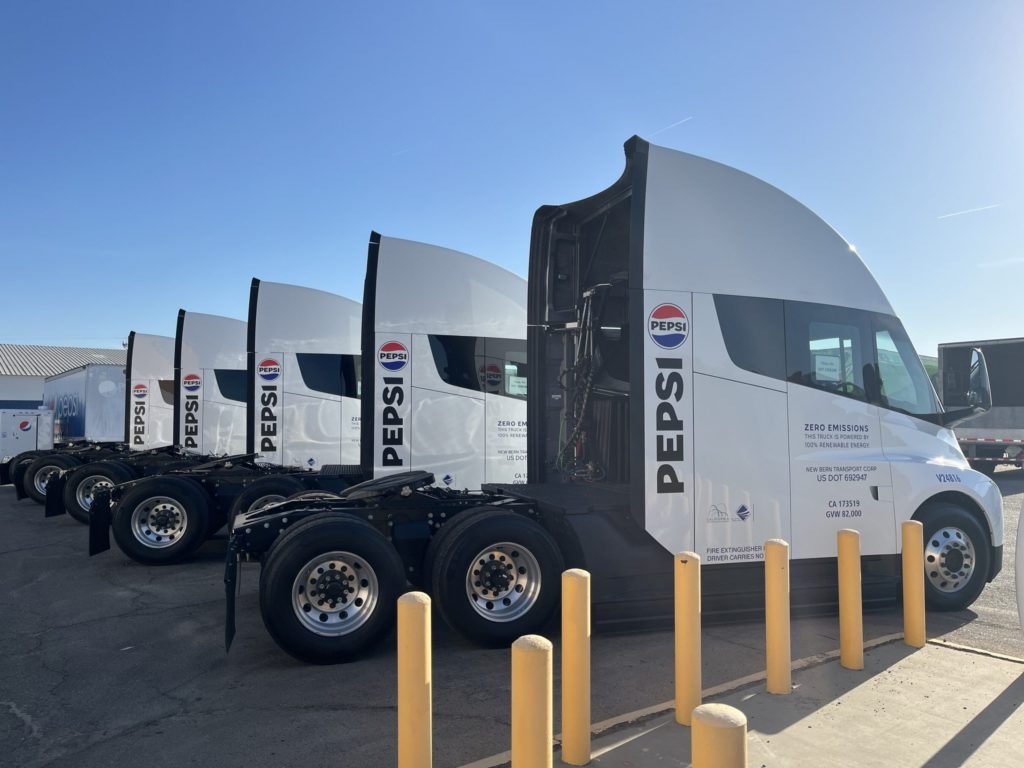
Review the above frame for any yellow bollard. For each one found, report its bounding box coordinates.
[837,529,864,670]
[691,703,747,768]
[764,539,791,694]
[902,520,926,648]
[397,591,432,768]
[561,569,591,765]
[512,635,553,768]
[674,551,701,726]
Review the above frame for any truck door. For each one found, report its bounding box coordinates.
[786,301,896,558]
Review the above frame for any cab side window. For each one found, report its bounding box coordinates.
[428,335,527,400]
[785,303,869,402]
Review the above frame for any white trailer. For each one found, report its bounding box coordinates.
[0,409,54,468]
[229,139,1004,664]
[939,337,1024,473]
[43,364,125,444]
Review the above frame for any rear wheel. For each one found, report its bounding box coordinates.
[431,510,563,646]
[918,502,991,611]
[63,461,136,524]
[228,475,307,524]
[23,454,80,503]
[111,477,211,564]
[259,514,406,664]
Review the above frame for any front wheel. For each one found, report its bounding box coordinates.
[918,502,991,611]
[63,461,136,524]
[111,477,211,565]
[431,510,564,646]
[23,454,80,503]
[259,514,406,664]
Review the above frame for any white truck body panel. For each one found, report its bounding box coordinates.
[0,409,55,460]
[43,365,126,443]
[634,142,1002,558]
[125,332,175,450]
[367,235,528,489]
[248,280,362,469]
[175,311,247,456]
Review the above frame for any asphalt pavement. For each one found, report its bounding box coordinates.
[0,468,1020,767]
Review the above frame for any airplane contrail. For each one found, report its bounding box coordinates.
[936,203,1001,220]
[649,116,694,137]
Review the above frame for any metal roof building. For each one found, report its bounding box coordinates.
[0,344,127,408]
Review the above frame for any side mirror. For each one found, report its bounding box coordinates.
[967,348,992,410]
[942,347,992,427]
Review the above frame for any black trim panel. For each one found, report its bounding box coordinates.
[359,232,382,476]
[172,310,185,447]
[246,278,260,454]
[123,331,136,444]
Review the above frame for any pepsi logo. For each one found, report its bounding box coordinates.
[258,358,281,381]
[133,383,148,399]
[648,303,689,349]
[479,363,502,388]
[18,420,32,432]
[183,373,202,392]
[378,341,409,372]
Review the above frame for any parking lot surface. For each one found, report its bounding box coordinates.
[1,468,1020,767]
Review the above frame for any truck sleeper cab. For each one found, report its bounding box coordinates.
[227,140,1003,665]
[226,233,529,663]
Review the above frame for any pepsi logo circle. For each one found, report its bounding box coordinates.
[18,420,32,432]
[648,304,689,349]
[133,384,148,399]
[257,358,281,381]
[378,341,409,372]
[479,363,502,388]
[183,374,202,392]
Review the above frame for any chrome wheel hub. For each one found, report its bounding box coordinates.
[925,526,976,593]
[130,496,188,549]
[33,465,61,494]
[75,475,113,511]
[465,542,542,622]
[291,551,379,636]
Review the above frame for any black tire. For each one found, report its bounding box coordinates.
[23,453,80,504]
[111,476,211,565]
[419,506,497,589]
[431,510,563,646]
[918,502,992,611]
[228,476,307,525]
[259,513,406,664]
[63,461,136,524]
[4,451,43,486]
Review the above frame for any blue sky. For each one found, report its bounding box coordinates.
[1,1,1021,356]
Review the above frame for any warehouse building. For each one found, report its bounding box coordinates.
[0,345,127,408]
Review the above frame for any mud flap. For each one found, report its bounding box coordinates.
[0,460,10,486]
[224,542,241,652]
[89,493,112,556]
[13,462,28,500]
[44,473,68,517]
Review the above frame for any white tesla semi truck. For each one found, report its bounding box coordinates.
[226,141,1003,664]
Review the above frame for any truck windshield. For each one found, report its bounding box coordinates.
[874,318,940,416]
